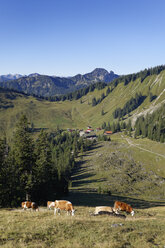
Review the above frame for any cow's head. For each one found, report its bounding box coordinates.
[72,209,76,216]
[113,208,119,214]
[131,210,134,216]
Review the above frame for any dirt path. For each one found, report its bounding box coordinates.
[68,141,165,208]
[124,137,165,159]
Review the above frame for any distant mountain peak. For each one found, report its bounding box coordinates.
[28,73,40,77]
[90,68,109,76]
[0,68,119,96]
[0,74,24,82]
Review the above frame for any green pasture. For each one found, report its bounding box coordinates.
[0,201,165,247]
[0,70,165,140]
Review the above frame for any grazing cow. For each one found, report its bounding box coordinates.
[21,201,39,211]
[114,201,134,216]
[54,200,75,216]
[47,201,55,210]
[94,206,114,215]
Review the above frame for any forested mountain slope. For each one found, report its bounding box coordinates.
[0,67,165,139]
[0,68,118,97]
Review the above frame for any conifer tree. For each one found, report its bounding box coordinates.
[92,97,97,106]
[0,138,8,206]
[135,122,141,136]
[106,87,110,96]
[12,115,34,200]
[112,122,116,133]
[80,144,84,157]
[102,122,106,129]
[107,122,111,131]
[116,122,121,132]
[0,138,6,166]
[34,130,53,200]
[101,109,104,115]
[160,134,164,143]
[72,135,78,157]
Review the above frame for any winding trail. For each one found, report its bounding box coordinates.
[124,137,165,159]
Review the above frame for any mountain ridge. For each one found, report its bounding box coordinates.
[0,66,165,138]
[0,68,118,97]
[0,74,23,82]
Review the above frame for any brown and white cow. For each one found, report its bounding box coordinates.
[114,201,134,216]
[47,201,55,210]
[54,200,75,216]
[94,206,114,215]
[21,201,39,211]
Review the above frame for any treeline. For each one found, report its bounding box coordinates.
[0,115,93,207]
[41,82,107,102]
[1,65,165,106]
[102,103,165,143]
[110,65,165,89]
[40,65,165,103]
[91,65,165,108]
[113,92,146,119]
[92,87,111,106]
[41,65,165,103]
[134,104,165,142]
[1,82,107,103]
[102,120,131,134]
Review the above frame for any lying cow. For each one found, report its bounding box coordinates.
[93,206,126,219]
[21,201,39,211]
[114,201,134,216]
[47,201,55,210]
[94,206,114,215]
[54,200,75,216]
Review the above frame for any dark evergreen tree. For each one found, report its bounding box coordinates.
[102,122,106,129]
[111,122,116,133]
[33,130,54,201]
[101,109,104,115]
[0,138,9,206]
[92,97,97,106]
[12,115,35,201]
[101,92,105,100]
[113,93,145,119]
[106,87,110,96]
[134,104,165,142]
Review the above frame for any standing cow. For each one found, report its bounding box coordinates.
[21,201,39,211]
[114,201,134,216]
[54,200,75,216]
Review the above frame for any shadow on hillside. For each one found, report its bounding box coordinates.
[71,160,103,188]
[84,143,103,153]
[31,127,48,133]
[65,189,165,210]
[72,178,106,188]
[68,142,165,210]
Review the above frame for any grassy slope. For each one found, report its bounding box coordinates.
[1,70,165,198]
[70,134,165,199]
[1,206,165,248]
[0,70,165,139]
[0,135,165,248]
[1,72,165,247]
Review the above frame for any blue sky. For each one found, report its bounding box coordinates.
[0,0,165,76]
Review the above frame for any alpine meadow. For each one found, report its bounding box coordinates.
[0,65,165,247]
[1,0,165,246]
